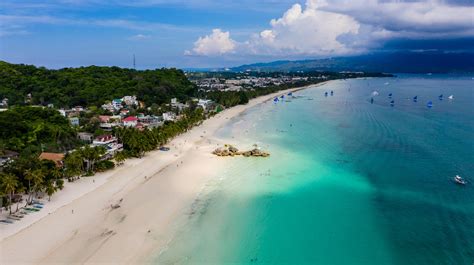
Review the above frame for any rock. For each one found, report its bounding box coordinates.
[213,144,269,158]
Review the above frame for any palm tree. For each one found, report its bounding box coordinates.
[64,151,83,181]
[44,180,56,201]
[114,151,126,166]
[30,169,45,203]
[0,173,19,214]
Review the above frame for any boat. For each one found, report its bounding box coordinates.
[280,95,285,99]
[427,101,433,108]
[0,219,14,224]
[324,92,328,97]
[454,175,467,185]
[438,94,443,100]
[448,95,454,100]
[413,96,418,102]
[288,92,293,96]
[370,98,374,104]
[390,100,395,106]
[159,146,170,151]
[388,93,393,98]
[330,91,334,96]
[273,97,279,103]
[371,91,379,97]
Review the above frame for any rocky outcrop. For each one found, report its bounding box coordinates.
[212,144,270,157]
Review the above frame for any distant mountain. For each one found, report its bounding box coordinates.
[231,52,474,73]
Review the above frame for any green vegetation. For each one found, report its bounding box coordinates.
[0,106,78,153]
[0,61,197,108]
[114,108,204,158]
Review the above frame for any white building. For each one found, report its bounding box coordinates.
[162,112,176,122]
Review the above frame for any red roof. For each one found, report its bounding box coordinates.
[99,115,111,123]
[123,116,138,122]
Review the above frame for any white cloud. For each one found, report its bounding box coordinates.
[128,34,151,40]
[248,0,360,55]
[187,0,474,57]
[188,29,236,56]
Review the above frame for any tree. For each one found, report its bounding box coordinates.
[64,151,83,181]
[114,151,126,166]
[0,173,19,214]
[44,180,56,201]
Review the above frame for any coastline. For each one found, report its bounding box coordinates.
[0,81,330,264]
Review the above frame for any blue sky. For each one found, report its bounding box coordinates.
[0,0,473,69]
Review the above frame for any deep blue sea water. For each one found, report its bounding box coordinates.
[157,74,474,265]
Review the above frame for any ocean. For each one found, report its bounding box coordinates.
[156,74,474,265]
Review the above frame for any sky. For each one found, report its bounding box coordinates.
[0,0,473,69]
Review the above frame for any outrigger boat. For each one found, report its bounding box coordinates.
[454,175,467,185]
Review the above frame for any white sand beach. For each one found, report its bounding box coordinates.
[0,83,327,264]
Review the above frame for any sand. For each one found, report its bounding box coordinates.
[0,83,327,264]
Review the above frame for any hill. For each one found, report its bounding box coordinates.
[0,61,197,108]
[231,52,474,73]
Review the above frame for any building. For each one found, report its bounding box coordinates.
[162,112,176,122]
[77,132,94,143]
[92,135,123,158]
[197,99,214,111]
[122,95,138,106]
[0,150,19,167]
[138,115,163,129]
[99,115,121,130]
[93,134,116,145]
[123,116,138,127]
[39,152,65,167]
[69,117,80,126]
[112,99,123,110]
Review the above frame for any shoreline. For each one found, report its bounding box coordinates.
[0,81,331,264]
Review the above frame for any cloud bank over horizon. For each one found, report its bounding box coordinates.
[188,0,474,58]
[1,0,472,68]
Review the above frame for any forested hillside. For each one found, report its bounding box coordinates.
[0,61,197,108]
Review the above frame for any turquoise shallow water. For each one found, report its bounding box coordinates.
[156,74,474,265]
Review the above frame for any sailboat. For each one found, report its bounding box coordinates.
[273,97,279,103]
[388,93,393,98]
[438,94,443,100]
[324,92,328,97]
[390,100,395,106]
[427,101,433,108]
[413,96,418,102]
[448,95,454,100]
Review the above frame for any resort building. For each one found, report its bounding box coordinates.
[77,132,94,143]
[162,112,176,122]
[92,134,123,158]
[39,152,65,167]
[123,116,138,127]
[69,117,80,126]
